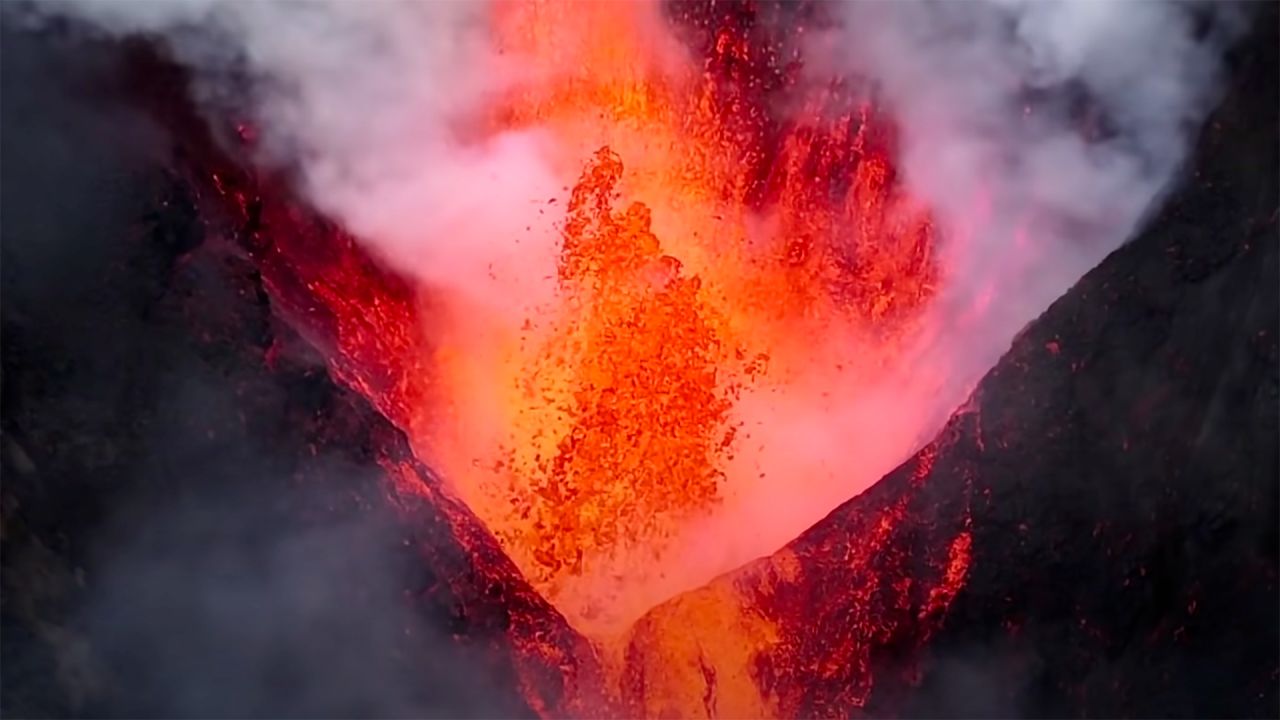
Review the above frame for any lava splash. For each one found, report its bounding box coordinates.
[417,1,942,632]
[173,0,972,714]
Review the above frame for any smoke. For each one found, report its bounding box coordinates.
[810,0,1245,386]
[14,0,1246,378]
[84,441,482,718]
[0,26,524,716]
[602,1,1250,621]
[8,0,1249,632]
[692,0,1249,568]
[13,0,568,319]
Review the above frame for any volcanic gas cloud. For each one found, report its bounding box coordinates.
[27,0,1243,658]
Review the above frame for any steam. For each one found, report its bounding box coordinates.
[656,0,1247,612]
[15,0,567,318]
[811,0,1245,385]
[0,23,525,713]
[15,0,1243,341]
[12,0,1247,630]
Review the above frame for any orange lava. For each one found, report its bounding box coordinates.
[414,0,940,632]
[198,2,974,716]
[495,148,748,592]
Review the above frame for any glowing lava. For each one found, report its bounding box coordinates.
[185,2,973,715]
[409,1,942,633]
[492,148,749,596]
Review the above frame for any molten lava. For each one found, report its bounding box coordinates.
[411,1,943,632]
[181,1,974,716]
[494,148,746,594]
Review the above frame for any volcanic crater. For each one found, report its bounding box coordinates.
[2,2,1277,718]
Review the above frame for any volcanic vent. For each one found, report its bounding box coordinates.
[2,0,1276,717]
[150,0,956,636]
[112,22,973,709]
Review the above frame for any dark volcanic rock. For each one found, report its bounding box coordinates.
[1,29,582,720]
[2,4,1276,719]
[877,8,1278,717]
[620,8,1276,718]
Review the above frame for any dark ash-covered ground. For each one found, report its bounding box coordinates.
[2,6,1277,719]
[0,29,566,719]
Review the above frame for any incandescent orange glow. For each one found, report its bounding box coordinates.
[496,148,747,591]
[404,0,945,634]
[193,2,979,715]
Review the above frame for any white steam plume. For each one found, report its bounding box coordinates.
[17,0,1246,398]
[663,0,1248,605]
[812,0,1245,389]
[16,0,566,318]
[10,0,1249,629]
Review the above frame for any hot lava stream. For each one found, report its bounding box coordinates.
[172,1,975,716]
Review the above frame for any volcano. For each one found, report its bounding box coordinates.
[2,2,1277,718]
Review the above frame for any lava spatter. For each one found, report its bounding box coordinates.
[495,148,747,598]
[163,1,970,715]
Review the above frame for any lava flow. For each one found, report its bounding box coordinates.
[181,1,972,715]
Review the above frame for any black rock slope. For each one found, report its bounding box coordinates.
[1,30,578,720]
[881,8,1277,716]
[623,9,1277,717]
